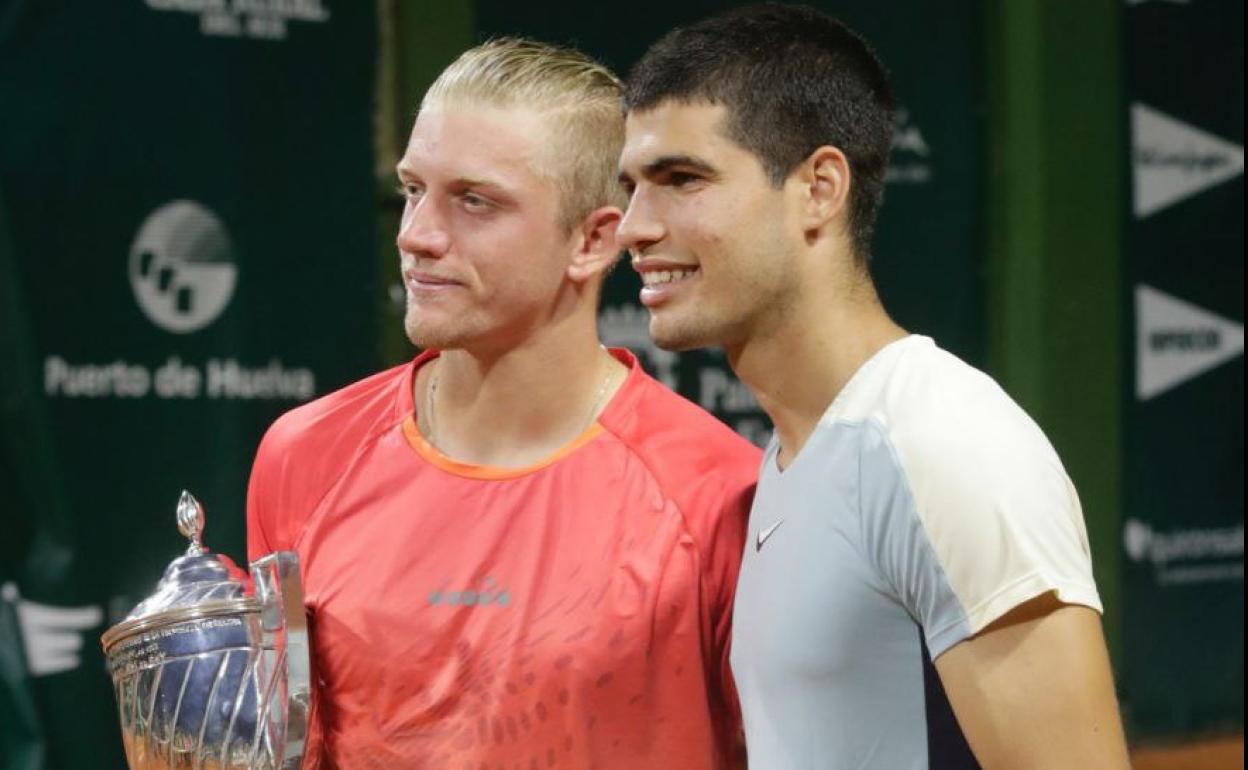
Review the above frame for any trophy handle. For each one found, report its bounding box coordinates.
[250,551,311,769]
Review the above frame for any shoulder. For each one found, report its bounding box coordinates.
[836,337,1062,487]
[598,354,761,530]
[249,359,414,530]
[258,360,413,461]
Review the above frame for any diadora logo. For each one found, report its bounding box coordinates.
[428,577,511,607]
[128,200,237,334]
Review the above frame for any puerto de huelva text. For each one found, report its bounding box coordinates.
[43,356,315,400]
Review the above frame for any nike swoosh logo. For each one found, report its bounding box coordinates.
[756,519,784,551]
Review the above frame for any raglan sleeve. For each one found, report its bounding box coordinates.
[246,416,297,563]
[859,392,1102,660]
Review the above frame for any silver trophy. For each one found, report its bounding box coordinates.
[101,491,311,769]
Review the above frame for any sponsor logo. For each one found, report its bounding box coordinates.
[1123,519,1244,586]
[1132,103,1244,218]
[886,109,932,185]
[2,582,104,677]
[428,577,511,608]
[756,519,784,551]
[883,107,933,184]
[129,200,237,334]
[145,0,330,41]
[599,302,772,446]
[1136,284,1244,400]
[42,355,316,401]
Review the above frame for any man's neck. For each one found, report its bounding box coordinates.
[729,274,906,470]
[417,315,626,468]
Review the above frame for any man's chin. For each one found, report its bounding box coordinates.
[648,314,719,353]
[404,320,462,352]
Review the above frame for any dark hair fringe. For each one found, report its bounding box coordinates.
[625,3,896,260]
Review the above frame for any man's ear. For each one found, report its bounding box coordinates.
[568,205,624,283]
[797,145,852,233]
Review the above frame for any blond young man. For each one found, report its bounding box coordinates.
[247,39,758,768]
[618,6,1131,769]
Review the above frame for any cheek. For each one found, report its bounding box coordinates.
[673,194,754,257]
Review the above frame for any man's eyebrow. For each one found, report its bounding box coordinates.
[452,176,502,190]
[393,166,509,194]
[645,155,718,178]
[619,154,718,186]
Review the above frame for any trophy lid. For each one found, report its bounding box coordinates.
[101,491,258,652]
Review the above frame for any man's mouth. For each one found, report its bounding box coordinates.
[638,266,700,307]
[640,267,699,287]
[405,271,462,291]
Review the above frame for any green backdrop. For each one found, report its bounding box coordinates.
[1120,0,1244,737]
[2,1,1243,768]
[1,2,377,768]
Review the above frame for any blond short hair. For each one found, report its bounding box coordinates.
[422,38,626,230]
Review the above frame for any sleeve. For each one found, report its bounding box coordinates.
[859,401,1102,660]
[246,419,294,562]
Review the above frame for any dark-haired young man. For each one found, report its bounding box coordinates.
[618,5,1131,769]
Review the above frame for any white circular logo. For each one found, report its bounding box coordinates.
[129,200,237,333]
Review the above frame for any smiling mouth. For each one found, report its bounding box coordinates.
[640,267,699,287]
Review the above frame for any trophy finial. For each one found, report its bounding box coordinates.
[176,490,206,555]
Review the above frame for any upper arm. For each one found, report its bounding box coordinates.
[865,395,1104,657]
[860,388,1123,766]
[934,593,1129,769]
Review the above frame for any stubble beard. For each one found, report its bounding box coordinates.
[648,307,735,353]
[648,268,797,355]
[404,303,471,351]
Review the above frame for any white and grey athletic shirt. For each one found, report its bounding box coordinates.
[730,335,1102,770]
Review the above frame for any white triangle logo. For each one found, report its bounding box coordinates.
[1136,284,1244,400]
[1132,103,1244,218]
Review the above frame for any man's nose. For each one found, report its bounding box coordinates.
[616,189,664,257]
[396,197,451,258]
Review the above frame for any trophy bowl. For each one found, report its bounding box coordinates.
[101,492,310,769]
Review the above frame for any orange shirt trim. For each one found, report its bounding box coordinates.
[401,414,606,480]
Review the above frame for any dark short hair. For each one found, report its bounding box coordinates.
[625,3,895,260]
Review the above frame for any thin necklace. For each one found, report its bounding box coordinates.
[425,351,617,450]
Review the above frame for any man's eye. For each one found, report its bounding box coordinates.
[397,183,424,201]
[461,193,493,211]
[668,171,701,188]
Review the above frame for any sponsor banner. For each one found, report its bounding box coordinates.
[0,1,377,767]
[1136,284,1245,400]
[1132,103,1245,218]
[1123,0,1244,737]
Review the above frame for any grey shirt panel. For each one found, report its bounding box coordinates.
[731,419,968,770]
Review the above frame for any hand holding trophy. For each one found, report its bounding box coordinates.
[101,491,311,769]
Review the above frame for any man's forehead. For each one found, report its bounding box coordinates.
[399,105,545,180]
[622,102,732,162]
